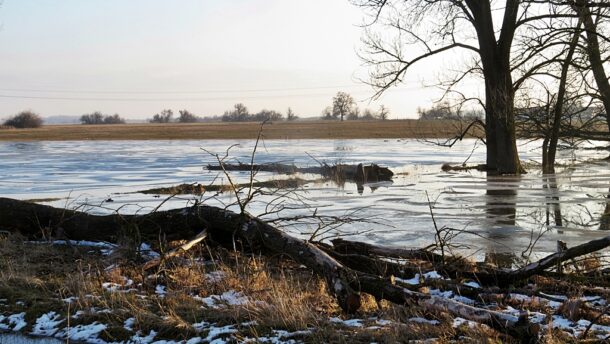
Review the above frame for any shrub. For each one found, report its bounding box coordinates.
[80,112,125,125]
[103,114,126,124]
[178,110,199,123]
[3,111,43,128]
[150,109,173,123]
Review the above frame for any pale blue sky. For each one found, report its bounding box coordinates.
[0,0,451,120]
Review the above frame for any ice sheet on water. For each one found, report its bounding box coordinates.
[2,139,609,257]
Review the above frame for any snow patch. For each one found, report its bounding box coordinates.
[155,285,167,297]
[32,312,63,336]
[56,322,107,343]
[196,290,250,309]
[330,317,363,327]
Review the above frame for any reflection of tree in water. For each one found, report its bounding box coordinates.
[484,173,518,269]
[601,188,610,231]
[543,174,563,228]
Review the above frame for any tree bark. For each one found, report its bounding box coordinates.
[466,0,523,174]
[575,0,610,132]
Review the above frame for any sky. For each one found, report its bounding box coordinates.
[0,0,460,120]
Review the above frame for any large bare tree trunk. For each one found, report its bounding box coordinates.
[467,0,523,175]
[544,21,582,174]
[575,1,610,132]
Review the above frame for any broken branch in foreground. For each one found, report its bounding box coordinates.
[3,197,610,339]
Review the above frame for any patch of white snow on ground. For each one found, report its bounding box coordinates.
[155,285,167,297]
[204,324,237,342]
[124,317,136,331]
[56,322,107,343]
[0,312,26,331]
[197,290,250,309]
[31,312,63,336]
[131,330,157,344]
[330,317,363,327]
[139,243,160,260]
[408,317,440,325]
[463,281,481,289]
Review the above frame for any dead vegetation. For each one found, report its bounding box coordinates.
[0,233,501,343]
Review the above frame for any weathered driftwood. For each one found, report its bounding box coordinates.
[441,163,489,172]
[206,162,394,183]
[143,229,208,270]
[138,178,309,195]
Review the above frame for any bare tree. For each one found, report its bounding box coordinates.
[378,105,390,120]
[150,109,173,123]
[332,92,356,121]
[355,1,567,174]
[178,110,199,123]
[286,107,298,121]
[571,0,610,133]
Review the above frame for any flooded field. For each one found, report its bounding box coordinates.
[1,138,608,260]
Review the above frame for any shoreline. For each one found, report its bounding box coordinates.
[0,120,480,141]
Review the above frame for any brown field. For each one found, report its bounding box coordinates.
[0,120,481,141]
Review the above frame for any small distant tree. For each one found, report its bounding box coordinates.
[103,114,125,124]
[80,111,105,125]
[361,108,376,120]
[178,110,199,123]
[287,107,298,121]
[3,110,43,128]
[378,105,389,120]
[81,112,125,125]
[222,103,250,122]
[150,109,173,123]
[253,109,283,122]
[417,102,460,120]
[322,106,333,120]
[347,107,360,120]
[332,92,356,121]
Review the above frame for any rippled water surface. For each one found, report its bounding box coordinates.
[1,138,608,259]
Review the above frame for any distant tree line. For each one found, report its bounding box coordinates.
[80,112,126,125]
[220,103,293,122]
[2,110,43,128]
[321,92,389,121]
[149,109,203,123]
[417,102,483,121]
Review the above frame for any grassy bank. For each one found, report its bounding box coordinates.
[0,120,481,141]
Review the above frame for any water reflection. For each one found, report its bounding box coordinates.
[0,334,61,344]
[544,174,563,227]
[601,188,610,231]
[484,173,518,268]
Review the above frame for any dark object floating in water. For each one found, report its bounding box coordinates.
[441,163,488,172]
[206,162,394,183]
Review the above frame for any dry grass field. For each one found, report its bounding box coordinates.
[0,120,481,141]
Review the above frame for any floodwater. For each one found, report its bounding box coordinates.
[0,334,61,344]
[0,138,608,260]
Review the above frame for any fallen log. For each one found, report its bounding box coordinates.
[331,238,444,263]
[206,162,394,183]
[0,197,536,337]
[0,197,361,313]
[331,237,610,286]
